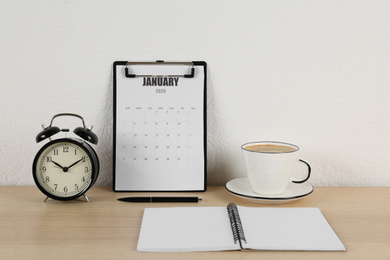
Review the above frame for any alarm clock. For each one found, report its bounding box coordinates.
[32,113,100,201]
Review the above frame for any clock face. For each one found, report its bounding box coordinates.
[33,139,97,200]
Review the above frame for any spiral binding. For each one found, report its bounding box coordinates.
[227,203,247,249]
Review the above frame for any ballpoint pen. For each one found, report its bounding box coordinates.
[117,196,202,203]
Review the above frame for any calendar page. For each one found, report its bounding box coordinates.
[113,61,206,191]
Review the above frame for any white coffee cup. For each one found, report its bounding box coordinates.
[241,141,311,196]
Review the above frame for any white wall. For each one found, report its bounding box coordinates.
[1,0,390,186]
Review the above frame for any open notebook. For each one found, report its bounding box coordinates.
[137,204,346,252]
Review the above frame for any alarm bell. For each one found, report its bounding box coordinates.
[36,113,98,145]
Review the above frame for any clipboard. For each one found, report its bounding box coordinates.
[113,61,207,191]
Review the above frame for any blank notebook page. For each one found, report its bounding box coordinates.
[238,207,346,251]
[137,207,240,252]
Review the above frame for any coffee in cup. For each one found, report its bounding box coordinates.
[244,144,297,153]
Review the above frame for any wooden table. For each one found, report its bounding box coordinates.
[1,186,389,259]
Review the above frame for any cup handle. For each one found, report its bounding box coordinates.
[292,159,311,184]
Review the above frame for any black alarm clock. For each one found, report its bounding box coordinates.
[32,113,100,201]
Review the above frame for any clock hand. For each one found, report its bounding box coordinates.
[51,160,65,170]
[51,160,69,172]
[67,158,84,170]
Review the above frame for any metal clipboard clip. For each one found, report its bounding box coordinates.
[125,61,195,78]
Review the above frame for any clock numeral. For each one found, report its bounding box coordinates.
[54,184,58,190]
[53,149,59,155]
[82,156,86,162]
[46,157,52,162]
[85,167,89,173]
[63,146,69,153]
[75,184,79,190]
[42,166,46,173]
[64,186,68,193]
[45,176,50,182]
[82,177,86,182]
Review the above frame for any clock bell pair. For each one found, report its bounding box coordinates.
[32,113,100,201]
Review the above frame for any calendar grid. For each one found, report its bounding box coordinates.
[118,106,202,172]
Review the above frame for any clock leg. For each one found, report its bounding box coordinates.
[81,194,89,202]
[43,196,49,202]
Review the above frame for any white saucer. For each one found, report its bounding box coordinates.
[225,177,314,204]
